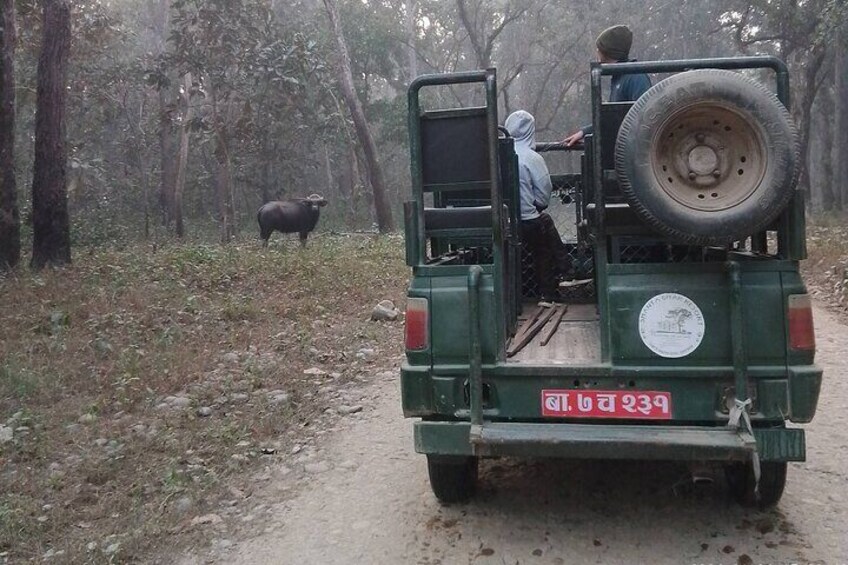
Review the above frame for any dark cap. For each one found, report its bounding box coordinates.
[596,25,633,61]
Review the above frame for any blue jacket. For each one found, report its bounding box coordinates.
[581,63,652,136]
[609,71,652,103]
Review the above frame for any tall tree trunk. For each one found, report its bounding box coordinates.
[336,144,358,223]
[174,73,192,238]
[354,147,376,227]
[210,89,234,243]
[260,136,273,203]
[0,0,18,269]
[818,80,838,211]
[155,0,176,228]
[792,46,826,210]
[456,0,488,68]
[124,91,152,239]
[323,0,395,232]
[406,1,418,80]
[30,0,71,270]
[324,144,334,201]
[140,152,151,239]
[158,89,177,227]
[140,99,152,239]
[836,20,848,211]
[215,136,234,243]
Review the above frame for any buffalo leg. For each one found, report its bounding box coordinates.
[260,229,272,248]
[299,232,308,247]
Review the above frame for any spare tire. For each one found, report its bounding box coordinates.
[615,69,799,245]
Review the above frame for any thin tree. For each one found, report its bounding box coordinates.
[817,76,839,211]
[406,1,418,80]
[836,17,848,210]
[456,0,527,68]
[31,0,71,269]
[0,0,18,269]
[155,0,177,229]
[174,73,193,238]
[323,0,396,232]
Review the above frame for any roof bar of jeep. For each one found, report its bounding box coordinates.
[598,56,790,108]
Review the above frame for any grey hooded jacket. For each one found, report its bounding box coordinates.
[505,111,553,221]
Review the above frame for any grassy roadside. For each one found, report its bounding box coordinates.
[805,220,848,319]
[0,236,408,563]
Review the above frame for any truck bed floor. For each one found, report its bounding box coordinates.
[508,303,602,365]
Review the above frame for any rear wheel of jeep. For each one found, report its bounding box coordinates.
[725,460,787,509]
[427,455,478,503]
[615,69,799,245]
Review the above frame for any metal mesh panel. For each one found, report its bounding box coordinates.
[613,239,708,264]
[520,179,596,303]
[619,244,660,264]
[550,175,581,232]
[521,243,596,303]
[547,199,578,242]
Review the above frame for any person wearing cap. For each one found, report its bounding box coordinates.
[562,25,652,147]
[505,110,570,302]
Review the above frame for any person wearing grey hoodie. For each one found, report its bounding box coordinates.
[505,110,569,301]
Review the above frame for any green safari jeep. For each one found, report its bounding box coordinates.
[401,56,822,508]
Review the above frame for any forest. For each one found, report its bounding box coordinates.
[0,0,847,269]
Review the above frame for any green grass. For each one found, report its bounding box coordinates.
[1,360,38,401]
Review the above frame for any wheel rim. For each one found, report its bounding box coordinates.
[650,103,767,213]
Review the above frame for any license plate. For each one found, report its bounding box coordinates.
[541,390,672,420]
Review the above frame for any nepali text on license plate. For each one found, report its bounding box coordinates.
[541,390,672,420]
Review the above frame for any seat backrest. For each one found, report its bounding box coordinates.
[593,101,655,234]
[600,102,634,171]
[415,107,519,272]
[600,102,633,204]
[421,108,491,194]
[424,206,493,231]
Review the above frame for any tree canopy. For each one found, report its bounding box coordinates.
[2,0,846,252]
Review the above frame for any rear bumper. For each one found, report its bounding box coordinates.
[788,365,822,423]
[402,363,823,424]
[414,421,805,462]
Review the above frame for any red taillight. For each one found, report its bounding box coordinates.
[788,294,815,351]
[405,298,429,351]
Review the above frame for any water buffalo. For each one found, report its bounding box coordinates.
[257,194,328,248]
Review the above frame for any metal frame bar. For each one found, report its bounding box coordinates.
[728,261,748,403]
[484,70,507,360]
[468,265,484,434]
[408,70,492,266]
[590,64,610,362]
[597,56,790,107]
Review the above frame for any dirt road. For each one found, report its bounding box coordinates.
[206,305,847,565]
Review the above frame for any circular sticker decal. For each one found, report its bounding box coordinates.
[638,293,705,358]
